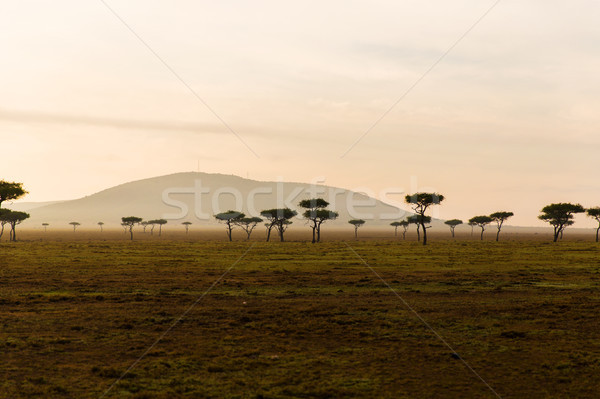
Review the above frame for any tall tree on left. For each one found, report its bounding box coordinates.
[0,180,27,208]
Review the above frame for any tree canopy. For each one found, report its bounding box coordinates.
[539,203,585,242]
[0,180,27,208]
[586,207,600,242]
[260,208,297,242]
[405,192,444,245]
[121,216,143,240]
[215,211,245,241]
[299,198,338,243]
[0,210,30,241]
[235,217,263,240]
[444,219,463,238]
[490,211,514,241]
[469,216,493,240]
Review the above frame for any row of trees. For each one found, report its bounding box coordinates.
[0,181,29,242]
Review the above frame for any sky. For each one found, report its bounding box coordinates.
[1,0,599,227]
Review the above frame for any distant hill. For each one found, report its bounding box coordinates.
[22,172,412,227]
[5,201,64,212]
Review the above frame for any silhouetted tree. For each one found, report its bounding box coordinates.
[235,217,262,240]
[444,219,463,238]
[0,180,27,208]
[399,220,410,240]
[42,223,49,232]
[121,216,142,240]
[299,198,338,243]
[587,207,600,242]
[182,221,192,234]
[141,221,149,233]
[407,215,431,242]
[0,209,11,240]
[469,216,493,240]
[539,203,585,242]
[260,208,297,242]
[405,193,444,245]
[148,219,168,237]
[215,211,244,241]
[4,211,30,241]
[69,222,81,232]
[348,219,365,239]
[390,221,402,237]
[490,211,514,241]
[98,222,104,232]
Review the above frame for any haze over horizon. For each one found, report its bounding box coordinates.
[2,1,599,227]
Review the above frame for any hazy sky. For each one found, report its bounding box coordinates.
[1,1,599,226]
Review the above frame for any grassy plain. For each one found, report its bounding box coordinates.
[1,236,600,398]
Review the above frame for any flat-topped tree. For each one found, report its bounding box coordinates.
[390,221,402,237]
[97,222,104,232]
[235,217,262,240]
[539,203,585,242]
[215,211,245,241]
[182,221,192,234]
[0,180,27,208]
[587,207,600,242]
[42,223,49,232]
[69,222,81,232]
[4,211,29,241]
[299,198,338,243]
[405,193,444,245]
[407,215,431,242]
[399,220,410,240]
[260,208,297,242]
[121,216,142,240]
[469,216,493,240]
[444,219,463,238]
[147,219,168,237]
[348,219,365,239]
[0,209,12,239]
[490,212,514,241]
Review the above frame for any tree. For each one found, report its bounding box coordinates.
[539,203,585,242]
[121,216,142,240]
[42,223,49,232]
[141,221,149,233]
[299,198,338,243]
[0,180,27,208]
[468,221,476,237]
[98,222,104,232]
[490,211,514,241]
[260,208,297,242]
[3,211,30,241]
[405,193,444,245]
[407,215,431,242]
[215,211,245,241]
[444,219,463,238]
[235,217,262,240]
[348,219,365,239]
[587,207,600,242]
[147,219,168,237]
[69,222,81,232]
[182,221,192,234]
[390,221,402,237]
[399,220,410,240]
[469,216,493,240]
[0,209,11,240]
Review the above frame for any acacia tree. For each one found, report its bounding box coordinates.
[587,207,600,242]
[490,211,514,241]
[260,208,297,242]
[235,217,262,240]
[4,211,30,241]
[407,215,431,242]
[348,219,365,239]
[215,211,244,241]
[42,223,49,232]
[299,198,338,243]
[444,219,463,238]
[182,221,192,234]
[399,220,410,240]
[98,222,104,232]
[121,216,142,240]
[539,203,585,242]
[149,219,168,237]
[405,193,444,245]
[390,221,402,237]
[69,222,81,232]
[469,216,493,240]
[0,209,11,240]
[0,180,27,208]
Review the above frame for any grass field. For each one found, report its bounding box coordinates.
[1,238,600,398]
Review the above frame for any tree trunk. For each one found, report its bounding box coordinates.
[129,227,133,241]
[266,225,271,242]
[596,225,600,243]
[227,222,232,242]
[416,226,420,242]
[354,226,358,239]
[480,226,485,241]
[316,223,322,242]
[311,225,316,244]
[496,228,500,241]
[450,227,455,238]
[402,230,406,240]
[11,223,16,241]
[421,221,427,245]
[159,225,162,237]
[394,226,398,237]
[279,224,285,242]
